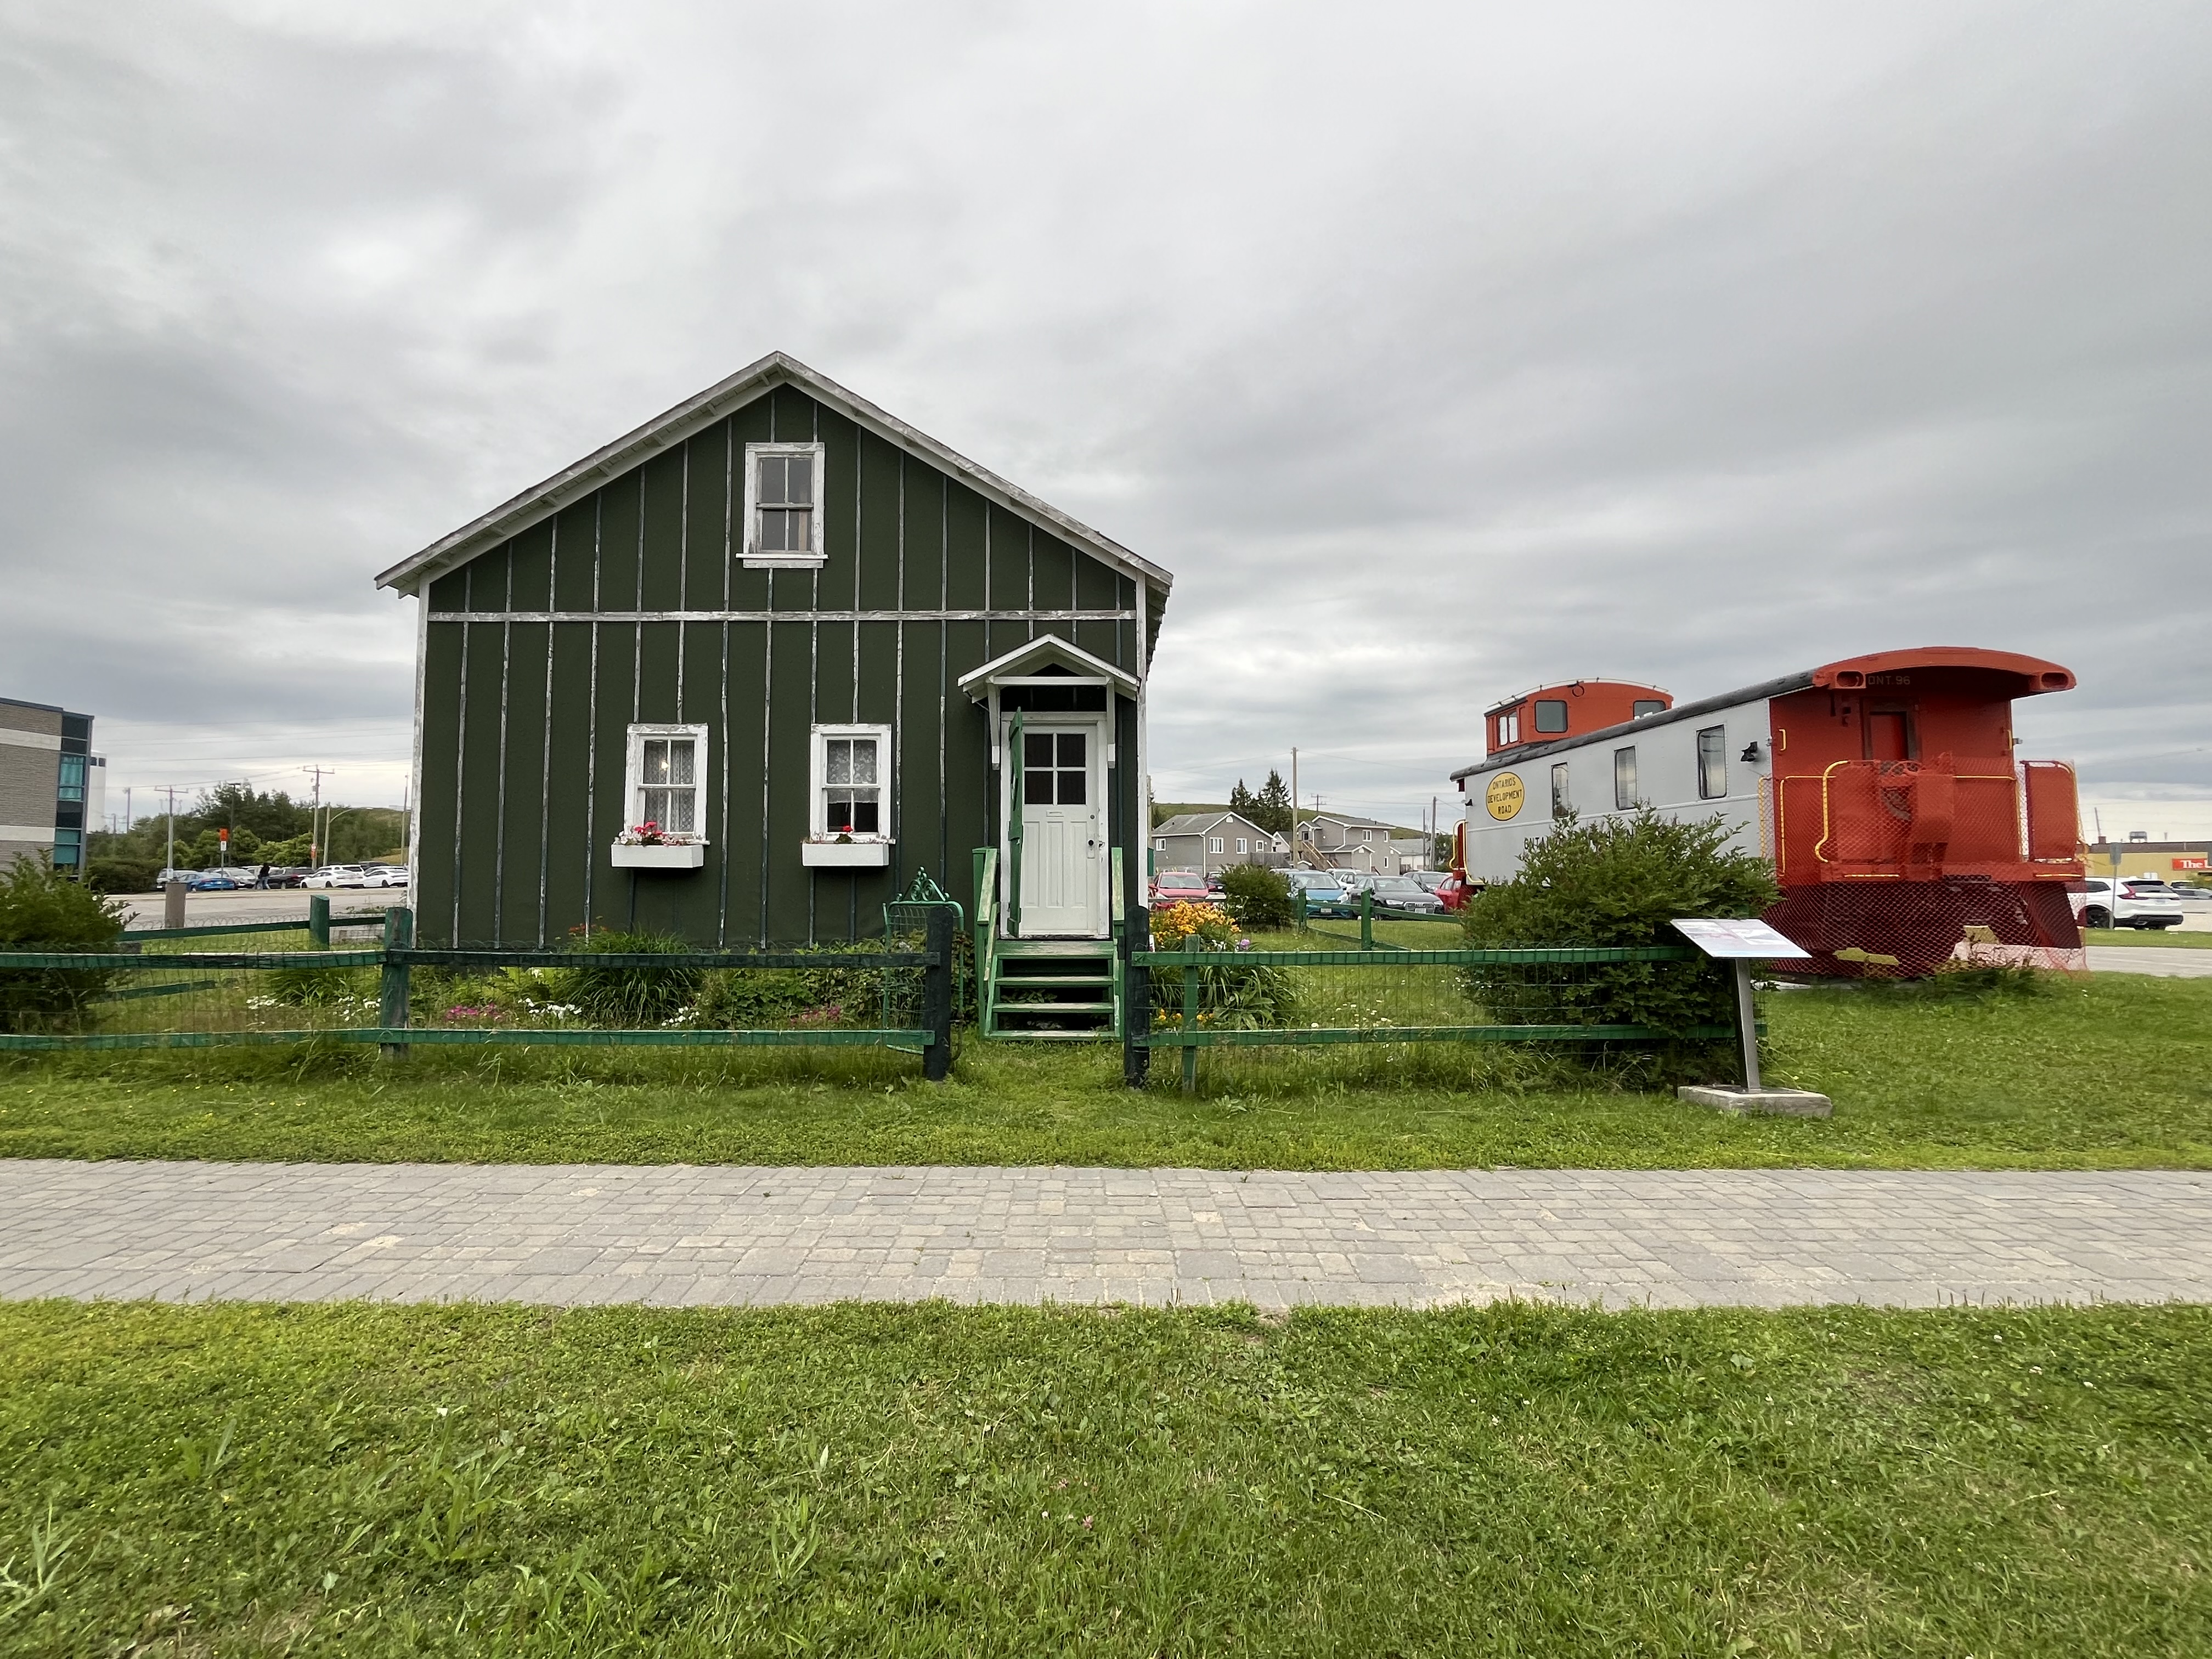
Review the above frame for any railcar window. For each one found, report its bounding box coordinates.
[1551,761,1570,815]
[1697,726,1728,800]
[1632,699,1667,719]
[1534,699,1568,733]
[1613,747,1638,810]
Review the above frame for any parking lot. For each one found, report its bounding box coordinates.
[118,888,407,931]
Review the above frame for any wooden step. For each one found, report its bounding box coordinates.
[994,1000,1115,1015]
[992,973,1111,988]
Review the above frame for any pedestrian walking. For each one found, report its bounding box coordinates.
[255,862,271,890]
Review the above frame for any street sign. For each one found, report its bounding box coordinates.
[1670,917,1809,960]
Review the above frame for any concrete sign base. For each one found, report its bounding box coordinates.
[1678,1085,1833,1118]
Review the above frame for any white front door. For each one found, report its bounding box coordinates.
[1012,721,1104,936]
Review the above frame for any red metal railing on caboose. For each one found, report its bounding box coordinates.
[1767,755,2081,887]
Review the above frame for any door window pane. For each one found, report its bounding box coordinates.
[1024,768,1056,805]
[1551,762,1570,815]
[1614,747,1638,810]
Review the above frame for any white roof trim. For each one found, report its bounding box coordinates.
[376,351,1171,597]
[956,632,1139,699]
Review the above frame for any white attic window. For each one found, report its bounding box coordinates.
[743,442,828,569]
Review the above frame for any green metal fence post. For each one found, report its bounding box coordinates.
[922,905,952,1081]
[1180,956,1199,1094]
[379,906,413,1060]
[1295,889,1308,933]
[308,894,330,948]
[1361,885,1374,951]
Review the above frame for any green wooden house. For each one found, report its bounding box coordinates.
[376,352,1171,1037]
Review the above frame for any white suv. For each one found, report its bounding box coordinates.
[2073,878,2186,931]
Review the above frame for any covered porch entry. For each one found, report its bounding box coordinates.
[959,634,1140,1039]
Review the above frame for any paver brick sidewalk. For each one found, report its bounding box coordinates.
[4,1161,2207,1311]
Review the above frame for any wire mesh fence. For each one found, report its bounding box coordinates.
[0,907,954,1075]
[1132,911,1739,1092]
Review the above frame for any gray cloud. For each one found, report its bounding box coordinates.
[1,1,2205,832]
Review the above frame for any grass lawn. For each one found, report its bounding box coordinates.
[1,973,2207,1170]
[1,1299,2204,1656]
[2086,927,2212,948]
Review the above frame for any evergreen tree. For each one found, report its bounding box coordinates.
[1228,778,1255,815]
[1251,770,1293,836]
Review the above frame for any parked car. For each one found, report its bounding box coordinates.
[302,864,371,889]
[358,865,410,888]
[1283,868,1354,918]
[2164,882,2210,905]
[1406,870,1450,893]
[264,867,310,889]
[2073,877,2185,930]
[1149,869,1214,906]
[1362,874,1444,915]
[185,872,241,891]
[1435,872,1480,912]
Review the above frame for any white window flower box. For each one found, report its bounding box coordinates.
[611,842,706,871]
[802,839,892,868]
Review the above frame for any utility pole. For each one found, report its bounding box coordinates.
[161,786,180,876]
[1289,748,1299,866]
[303,765,335,867]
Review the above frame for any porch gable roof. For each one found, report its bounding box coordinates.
[956,632,1141,700]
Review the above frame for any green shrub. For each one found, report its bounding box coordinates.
[260,964,379,1007]
[1218,863,1295,931]
[86,857,157,895]
[0,854,129,1031]
[1459,810,1779,1080]
[564,931,703,1026]
[694,943,886,1029]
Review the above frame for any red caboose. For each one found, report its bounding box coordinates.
[1453,647,2086,975]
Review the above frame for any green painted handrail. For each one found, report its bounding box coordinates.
[1006,709,1024,938]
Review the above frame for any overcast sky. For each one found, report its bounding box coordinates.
[3,1,2207,837]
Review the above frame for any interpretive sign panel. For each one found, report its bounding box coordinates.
[1671,918,1809,960]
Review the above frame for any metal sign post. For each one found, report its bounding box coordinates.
[1669,918,1832,1118]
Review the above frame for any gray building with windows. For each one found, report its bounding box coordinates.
[1152,811,1286,875]
[0,697,103,877]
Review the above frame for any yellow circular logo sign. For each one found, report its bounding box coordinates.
[1485,772,1525,821]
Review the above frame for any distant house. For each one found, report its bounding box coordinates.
[1296,811,1429,874]
[1152,811,1286,876]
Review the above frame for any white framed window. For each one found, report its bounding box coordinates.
[1361,827,1372,842]
[1235,836,1248,855]
[625,724,709,839]
[1614,746,1639,810]
[1209,836,1224,854]
[1496,710,1521,746]
[1154,837,1166,852]
[809,724,891,839]
[1551,762,1570,815]
[743,442,827,568]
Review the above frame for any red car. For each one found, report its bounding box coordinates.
[1149,868,1214,906]
[1435,872,1480,912]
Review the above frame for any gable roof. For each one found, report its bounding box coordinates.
[956,632,1140,699]
[375,350,1173,599]
[1154,811,1278,839]
[1305,810,1402,831]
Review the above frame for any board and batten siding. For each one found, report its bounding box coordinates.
[414,383,1146,946]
